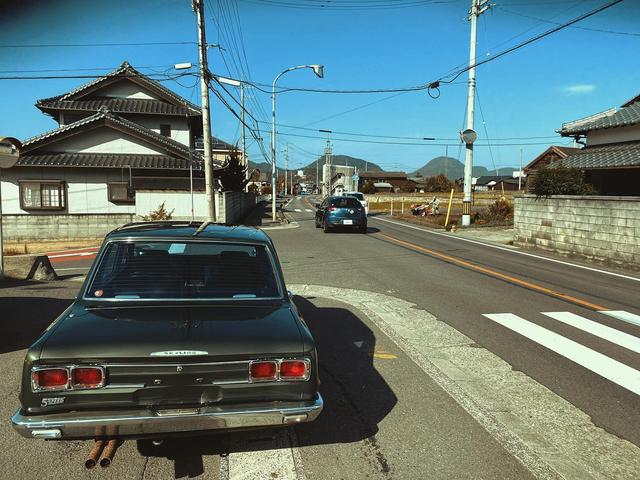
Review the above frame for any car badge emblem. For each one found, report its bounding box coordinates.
[150,350,208,357]
[349,209,354,214]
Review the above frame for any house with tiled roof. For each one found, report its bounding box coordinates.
[555,92,640,195]
[1,62,237,239]
[523,145,581,193]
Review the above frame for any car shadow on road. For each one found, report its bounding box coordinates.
[0,296,73,354]
[137,296,397,477]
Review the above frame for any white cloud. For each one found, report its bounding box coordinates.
[563,84,596,96]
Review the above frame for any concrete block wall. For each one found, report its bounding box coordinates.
[3,214,136,242]
[2,192,258,242]
[219,191,257,224]
[514,195,640,270]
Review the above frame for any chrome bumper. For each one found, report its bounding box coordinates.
[12,394,323,440]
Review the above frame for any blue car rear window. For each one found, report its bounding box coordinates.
[330,198,361,208]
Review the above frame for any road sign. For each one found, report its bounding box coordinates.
[352,174,359,182]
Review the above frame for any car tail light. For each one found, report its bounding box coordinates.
[71,367,104,389]
[250,361,278,382]
[280,360,310,381]
[326,207,336,211]
[32,368,68,391]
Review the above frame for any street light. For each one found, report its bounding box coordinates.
[271,64,324,221]
[0,137,21,281]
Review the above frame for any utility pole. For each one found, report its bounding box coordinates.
[284,144,289,196]
[241,83,248,192]
[193,0,216,222]
[519,148,523,191]
[461,0,490,227]
[324,138,332,195]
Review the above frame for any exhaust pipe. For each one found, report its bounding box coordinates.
[85,440,106,469]
[99,439,120,468]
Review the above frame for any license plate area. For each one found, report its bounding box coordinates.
[343,220,353,225]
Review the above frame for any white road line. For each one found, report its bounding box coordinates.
[600,310,640,328]
[371,216,640,283]
[226,431,301,480]
[305,209,313,212]
[294,208,302,212]
[483,313,640,396]
[542,311,640,354]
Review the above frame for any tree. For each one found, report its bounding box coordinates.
[142,202,174,221]
[532,165,597,198]
[217,147,248,192]
[361,180,376,194]
[423,174,454,192]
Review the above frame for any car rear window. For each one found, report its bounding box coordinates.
[86,241,280,300]
[347,193,364,201]
[330,197,361,208]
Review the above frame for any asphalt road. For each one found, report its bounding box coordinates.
[277,196,640,446]
[3,196,639,479]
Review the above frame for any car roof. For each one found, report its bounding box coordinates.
[106,221,272,244]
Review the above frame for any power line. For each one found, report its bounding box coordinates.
[274,131,572,147]
[0,72,197,81]
[256,119,561,142]
[0,41,197,48]
[498,6,640,37]
[437,0,625,85]
[244,0,457,10]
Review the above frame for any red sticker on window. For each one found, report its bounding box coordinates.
[94,289,104,297]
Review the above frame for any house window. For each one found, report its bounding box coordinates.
[19,181,66,210]
[160,124,171,137]
[108,182,135,204]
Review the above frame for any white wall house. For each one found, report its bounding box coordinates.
[1,61,240,240]
[557,92,640,196]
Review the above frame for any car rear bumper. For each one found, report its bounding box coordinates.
[12,393,323,440]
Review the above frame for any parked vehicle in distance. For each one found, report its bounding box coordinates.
[12,222,322,451]
[341,191,368,215]
[315,196,367,233]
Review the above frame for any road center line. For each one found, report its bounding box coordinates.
[483,313,640,396]
[373,231,609,311]
[371,216,640,283]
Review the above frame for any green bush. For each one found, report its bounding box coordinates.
[532,165,597,197]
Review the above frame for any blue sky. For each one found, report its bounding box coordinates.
[1,0,638,173]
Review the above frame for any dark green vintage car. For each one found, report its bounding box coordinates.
[12,221,322,443]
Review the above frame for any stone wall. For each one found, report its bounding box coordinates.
[2,192,259,242]
[219,191,257,224]
[514,195,640,270]
[2,213,136,242]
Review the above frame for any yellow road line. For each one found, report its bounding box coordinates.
[374,232,609,312]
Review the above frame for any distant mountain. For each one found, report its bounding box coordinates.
[301,155,383,176]
[412,156,518,180]
[248,155,382,178]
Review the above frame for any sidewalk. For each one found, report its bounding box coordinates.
[241,200,289,228]
[448,225,515,246]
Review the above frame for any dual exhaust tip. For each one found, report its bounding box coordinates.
[85,439,120,469]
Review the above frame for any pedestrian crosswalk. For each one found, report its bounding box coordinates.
[482,310,640,396]
[292,208,313,212]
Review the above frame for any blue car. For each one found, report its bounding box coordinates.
[315,196,367,233]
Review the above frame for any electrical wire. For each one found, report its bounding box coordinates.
[498,6,640,37]
[437,0,625,85]
[0,41,197,48]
